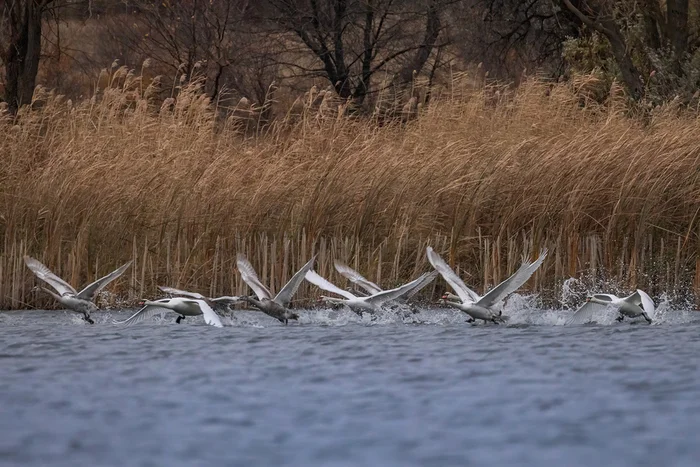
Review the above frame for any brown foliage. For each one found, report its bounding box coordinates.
[1,74,699,309]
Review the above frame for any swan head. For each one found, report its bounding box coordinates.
[441,292,460,302]
[585,295,608,306]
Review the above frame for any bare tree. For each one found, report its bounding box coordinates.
[264,0,448,104]
[459,0,578,79]
[1,0,60,112]
[110,0,280,105]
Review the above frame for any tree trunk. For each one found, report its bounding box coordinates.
[397,0,442,84]
[3,2,44,113]
[607,31,644,100]
[562,0,644,100]
[667,0,689,64]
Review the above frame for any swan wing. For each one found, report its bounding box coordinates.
[566,301,607,325]
[426,247,480,302]
[365,275,425,306]
[189,300,223,327]
[158,286,206,300]
[401,270,439,299]
[333,260,383,295]
[112,304,173,326]
[274,254,318,307]
[236,253,272,300]
[77,261,133,300]
[24,255,78,296]
[304,270,357,300]
[478,249,548,308]
[630,290,655,319]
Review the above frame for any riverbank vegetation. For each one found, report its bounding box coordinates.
[1,73,699,309]
[2,1,700,309]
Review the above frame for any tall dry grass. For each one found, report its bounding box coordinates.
[1,72,699,310]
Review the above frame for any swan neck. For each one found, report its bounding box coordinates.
[39,287,62,301]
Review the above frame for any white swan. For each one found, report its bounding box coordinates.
[427,246,548,324]
[158,286,241,314]
[304,269,429,314]
[113,297,223,327]
[237,253,317,324]
[567,290,654,325]
[333,260,438,302]
[24,255,132,324]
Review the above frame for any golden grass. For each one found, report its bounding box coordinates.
[1,73,699,310]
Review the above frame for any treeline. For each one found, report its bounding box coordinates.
[2,1,700,116]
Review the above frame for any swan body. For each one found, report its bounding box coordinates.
[113,297,223,327]
[568,290,654,324]
[157,286,241,314]
[427,246,548,324]
[305,269,430,314]
[237,253,317,324]
[333,260,438,303]
[25,255,132,324]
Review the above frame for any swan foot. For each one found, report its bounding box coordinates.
[643,313,652,324]
[491,318,500,325]
[465,317,476,323]
[616,314,624,322]
[83,314,95,324]
[176,315,185,324]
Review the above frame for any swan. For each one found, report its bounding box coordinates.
[237,253,317,324]
[304,269,430,314]
[157,286,241,314]
[427,246,548,324]
[333,260,438,302]
[567,290,654,325]
[113,297,223,327]
[24,255,132,324]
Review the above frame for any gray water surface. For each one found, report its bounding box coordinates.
[1,306,699,467]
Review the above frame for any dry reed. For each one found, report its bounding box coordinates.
[1,73,699,310]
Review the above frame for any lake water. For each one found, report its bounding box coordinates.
[1,300,699,467]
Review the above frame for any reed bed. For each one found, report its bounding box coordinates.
[1,73,699,310]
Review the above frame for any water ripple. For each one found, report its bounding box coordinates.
[0,308,699,466]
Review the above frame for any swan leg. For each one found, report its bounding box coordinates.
[465,317,476,323]
[491,317,500,325]
[83,313,95,324]
[616,313,624,322]
[176,315,185,324]
[643,313,652,324]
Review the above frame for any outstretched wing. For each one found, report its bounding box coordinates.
[189,300,223,328]
[333,260,383,295]
[274,254,317,307]
[77,261,133,300]
[401,270,439,300]
[365,275,426,306]
[158,285,206,300]
[478,249,548,308]
[236,253,272,300]
[304,270,357,300]
[426,247,480,303]
[565,301,607,325]
[631,289,655,319]
[112,304,173,326]
[24,255,77,296]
